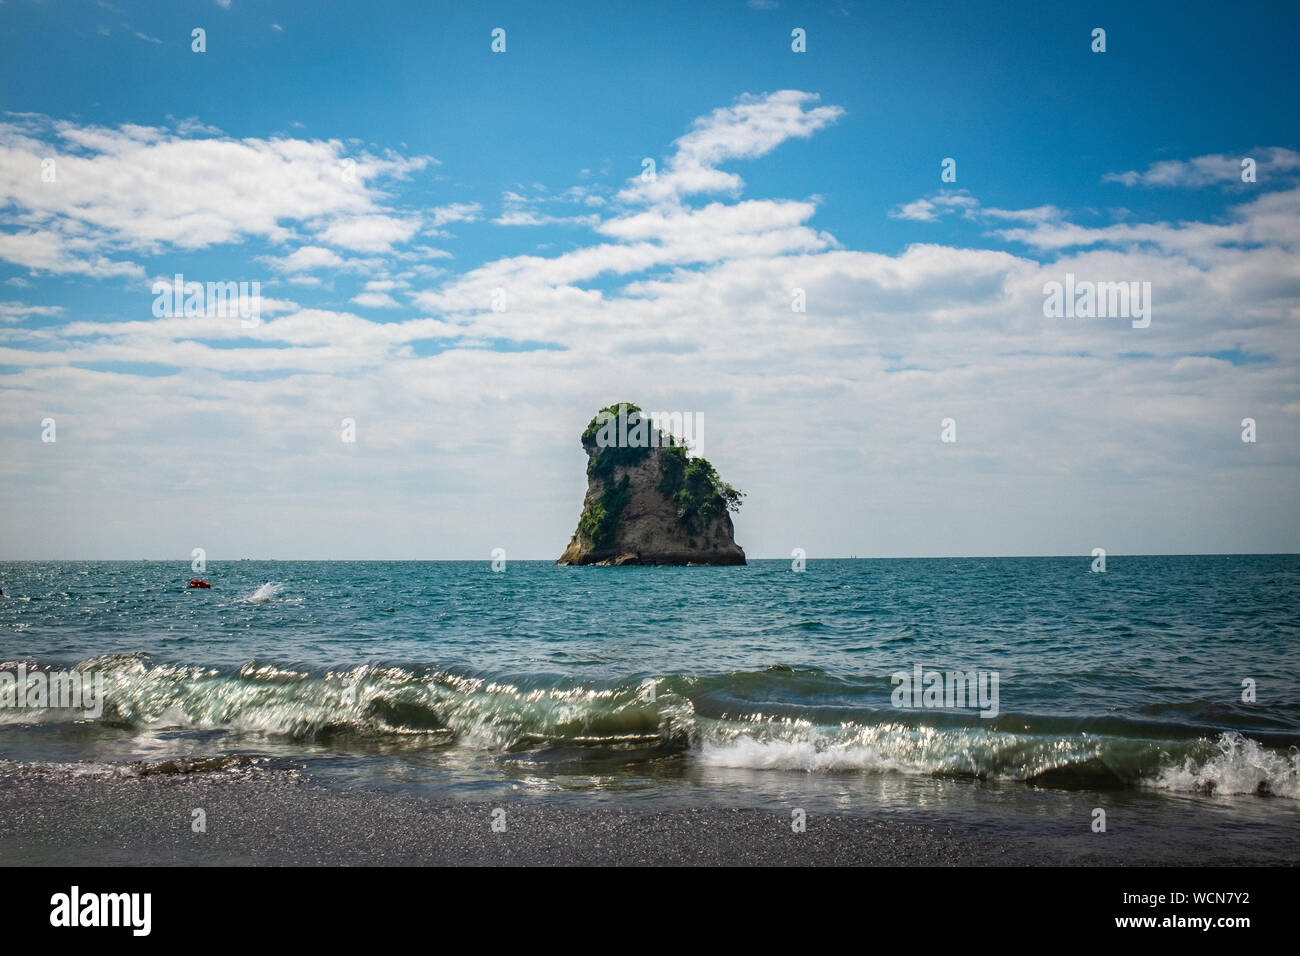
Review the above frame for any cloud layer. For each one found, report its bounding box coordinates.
[1,96,1297,559]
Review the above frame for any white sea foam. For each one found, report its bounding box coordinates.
[241,582,284,604]
[698,726,1300,801]
[700,736,908,774]
[1147,732,1299,800]
[697,721,1091,780]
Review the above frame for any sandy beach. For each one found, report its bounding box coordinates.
[3,768,1294,867]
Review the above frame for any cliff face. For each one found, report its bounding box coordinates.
[557,403,746,566]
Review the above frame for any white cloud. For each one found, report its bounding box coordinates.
[1104,147,1300,188]
[0,230,143,278]
[0,301,63,322]
[317,214,421,253]
[259,245,346,273]
[889,191,980,222]
[0,115,434,275]
[350,291,402,309]
[363,279,407,292]
[989,185,1300,258]
[428,202,482,228]
[493,210,599,227]
[616,90,844,206]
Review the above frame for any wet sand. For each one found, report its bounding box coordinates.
[2,770,1292,866]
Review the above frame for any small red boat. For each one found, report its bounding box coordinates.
[188,579,211,589]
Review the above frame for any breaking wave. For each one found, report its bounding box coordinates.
[698,727,1299,799]
[240,582,285,604]
[2,654,1297,800]
[1147,732,1300,799]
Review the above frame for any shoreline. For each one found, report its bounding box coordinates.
[2,771,1293,867]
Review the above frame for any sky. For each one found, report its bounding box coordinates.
[0,0,1297,560]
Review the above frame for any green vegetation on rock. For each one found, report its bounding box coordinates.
[577,475,631,549]
[657,444,745,532]
[582,402,664,480]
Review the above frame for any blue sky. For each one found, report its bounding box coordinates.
[1,0,1298,558]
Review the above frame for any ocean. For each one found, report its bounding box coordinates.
[2,556,1298,862]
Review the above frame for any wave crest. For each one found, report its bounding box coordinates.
[1148,731,1299,799]
[3,657,1296,800]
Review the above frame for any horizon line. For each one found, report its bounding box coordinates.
[2,552,1298,563]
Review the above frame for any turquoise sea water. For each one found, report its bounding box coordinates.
[2,556,1298,854]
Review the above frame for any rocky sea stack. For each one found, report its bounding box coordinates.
[557,403,746,566]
